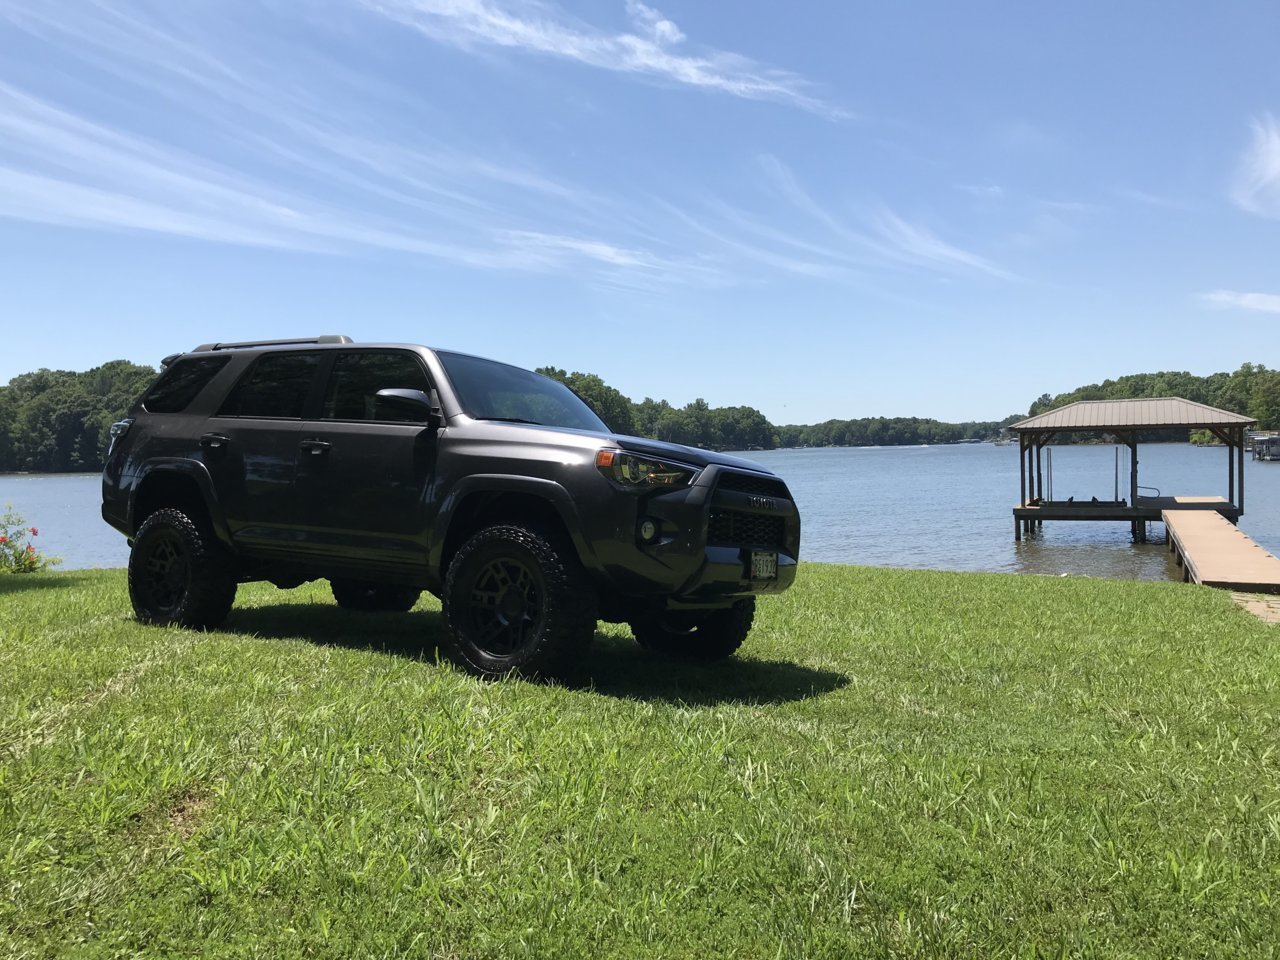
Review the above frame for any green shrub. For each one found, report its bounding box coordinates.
[0,503,60,573]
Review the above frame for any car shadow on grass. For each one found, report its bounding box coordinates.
[580,634,849,706]
[0,571,98,595]
[223,605,446,661]
[221,604,849,707]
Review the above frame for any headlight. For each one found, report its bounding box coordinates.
[596,449,697,490]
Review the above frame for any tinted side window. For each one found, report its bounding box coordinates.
[321,352,432,422]
[142,357,230,414]
[218,353,319,419]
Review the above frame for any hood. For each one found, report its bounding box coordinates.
[614,435,772,474]
[451,417,775,475]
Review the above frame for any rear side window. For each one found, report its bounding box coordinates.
[141,357,230,414]
[321,351,432,422]
[218,353,320,419]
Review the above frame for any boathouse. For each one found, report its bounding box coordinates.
[1009,398,1254,542]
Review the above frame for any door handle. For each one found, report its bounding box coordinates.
[299,439,332,455]
[200,433,230,450]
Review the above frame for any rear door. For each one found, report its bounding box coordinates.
[200,351,322,552]
[293,349,440,567]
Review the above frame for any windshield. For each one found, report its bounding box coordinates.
[437,351,609,433]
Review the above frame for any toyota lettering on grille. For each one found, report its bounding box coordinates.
[747,495,777,511]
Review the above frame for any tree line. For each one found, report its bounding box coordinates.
[535,368,1023,448]
[0,362,157,473]
[1028,363,1280,429]
[2,360,1278,473]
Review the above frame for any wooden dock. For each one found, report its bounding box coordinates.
[1163,510,1280,593]
[1015,495,1238,525]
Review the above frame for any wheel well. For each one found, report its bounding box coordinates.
[132,472,211,534]
[441,491,574,574]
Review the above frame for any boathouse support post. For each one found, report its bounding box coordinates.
[1238,428,1246,516]
[1126,433,1145,542]
[1228,435,1235,511]
[1018,436,1026,506]
[1035,441,1043,507]
[1016,436,1026,541]
[1128,436,1139,508]
[1036,440,1044,527]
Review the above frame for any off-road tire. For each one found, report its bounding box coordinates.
[442,524,596,679]
[630,597,755,661]
[330,579,422,612]
[128,507,237,629]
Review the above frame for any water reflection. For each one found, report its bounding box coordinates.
[1011,526,1183,580]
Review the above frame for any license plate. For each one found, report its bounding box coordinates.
[750,551,778,580]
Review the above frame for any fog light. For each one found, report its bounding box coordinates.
[638,518,659,543]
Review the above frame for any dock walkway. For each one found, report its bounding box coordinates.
[1163,510,1280,593]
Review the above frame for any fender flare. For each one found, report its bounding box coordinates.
[430,474,601,575]
[131,459,234,548]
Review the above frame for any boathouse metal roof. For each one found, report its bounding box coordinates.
[1010,397,1255,434]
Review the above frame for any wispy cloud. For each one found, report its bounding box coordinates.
[0,2,720,283]
[871,209,1015,280]
[957,183,1005,200]
[0,1,1000,296]
[1115,186,1190,210]
[752,154,1015,280]
[1201,290,1280,314]
[361,0,841,116]
[0,79,601,268]
[1231,114,1280,218]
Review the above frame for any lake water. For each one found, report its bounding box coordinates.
[4,442,1279,581]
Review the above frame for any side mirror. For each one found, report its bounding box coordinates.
[375,388,442,425]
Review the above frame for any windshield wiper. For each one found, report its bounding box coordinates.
[476,416,542,425]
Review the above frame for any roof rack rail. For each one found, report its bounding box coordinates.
[191,335,354,353]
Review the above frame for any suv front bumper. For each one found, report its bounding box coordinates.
[579,464,801,607]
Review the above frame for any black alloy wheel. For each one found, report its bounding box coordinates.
[140,527,188,614]
[442,524,596,678]
[128,507,237,628]
[466,553,544,654]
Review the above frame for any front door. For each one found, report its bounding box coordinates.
[294,350,439,568]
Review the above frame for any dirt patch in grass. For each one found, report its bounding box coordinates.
[166,787,211,839]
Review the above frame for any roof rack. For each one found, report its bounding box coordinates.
[191,335,354,353]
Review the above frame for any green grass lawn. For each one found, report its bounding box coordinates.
[1,566,1278,959]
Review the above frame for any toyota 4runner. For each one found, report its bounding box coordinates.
[102,336,801,677]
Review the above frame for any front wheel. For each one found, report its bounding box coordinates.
[630,598,756,661]
[128,507,237,629]
[330,579,422,612]
[442,524,596,679]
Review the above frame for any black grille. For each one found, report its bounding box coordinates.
[708,510,787,549]
[716,471,790,498]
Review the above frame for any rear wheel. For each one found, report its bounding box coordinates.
[442,524,596,679]
[128,507,237,628]
[630,598,755,661]
[330,579,422,612]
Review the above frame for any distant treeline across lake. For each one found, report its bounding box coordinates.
[2,358,1277,473]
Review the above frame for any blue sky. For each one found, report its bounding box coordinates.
[1,1,1277,425]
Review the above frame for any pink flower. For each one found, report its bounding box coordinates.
[29,527,38,536]
[0,535,7,544]
[27,544,35,553]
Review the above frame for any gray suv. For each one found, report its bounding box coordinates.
[102,336,800,677]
